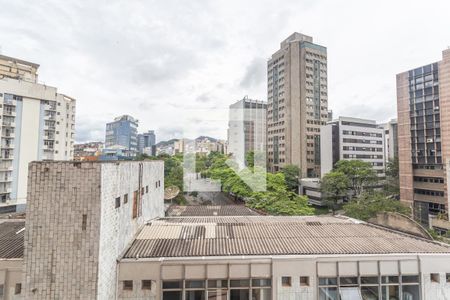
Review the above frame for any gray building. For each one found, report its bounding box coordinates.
[105,115,138,156]
[267,33,328,177]
[137,130,156,155]
[320,117,385,177]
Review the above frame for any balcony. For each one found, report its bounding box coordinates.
[44,114,56,121]
[1,143,14,150]
[2,121,15,128]
[0,188,11,194]
[0,165,13,172]
[3,99,15,106]
[0,177,12,183]
[3,110,16,117]
[1,131,14,138]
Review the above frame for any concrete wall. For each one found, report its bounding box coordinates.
[97,161,164,299]
[24,162,102,299]
[24,161,164,300]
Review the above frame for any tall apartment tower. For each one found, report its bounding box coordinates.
[267,33,328,177]
[137,130,156,155]
[228,96,267,169]
[24,161,164,299]
[320,117,385,177]
[397,49,450,230]
[0,55,76,212]
[105,115,138,156]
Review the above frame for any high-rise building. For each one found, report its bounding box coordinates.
[320,116,385,177]
[397,49,450,230]
[105,115,138,156]
[382,119,399,162]
[228,96,267,168]
[267,33,328,177]
[137,130,156,155]
[0,55,76,212]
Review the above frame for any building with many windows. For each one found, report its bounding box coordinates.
[0,55,75,212]
[105,115,138,157]
[320,117,385,177]
[396,49,450,230]
[267,33,328,177]
[228,96,267,169]
[137,130,156,155]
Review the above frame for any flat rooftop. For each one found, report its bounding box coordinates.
[123,215,450,259]
[0,220,25,259]
[166,205,260,217]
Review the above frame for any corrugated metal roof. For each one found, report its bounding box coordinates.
[0,220,25,259]
[166,205,260,216]
[123,216,450,258]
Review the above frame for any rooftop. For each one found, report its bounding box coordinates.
[123,215,450,259]
[0,220,25,259]
[166,205,260,217]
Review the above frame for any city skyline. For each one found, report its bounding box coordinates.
[1,0,450,142]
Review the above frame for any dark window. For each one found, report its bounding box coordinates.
[163,291,182,300]
[115,197,121,208]
[141,187,145,195]
[446,273,450,283]
[185,280,205,289]
[300,276,309,286]
[252,278,271,287]
[142,280,152,290]
[281,277,291,287]
[163,281,182,289]
[81,214,87,231]
[124,194,128,204]
[14,283,21,294]
[146,185,149,193]
[123,280,133,290]
[430,273,440,283]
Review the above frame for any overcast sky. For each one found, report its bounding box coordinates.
[1,0,449,143]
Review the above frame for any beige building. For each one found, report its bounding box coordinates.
[0,55,76,212]
[397,49,450,233]
[267,33,328,177]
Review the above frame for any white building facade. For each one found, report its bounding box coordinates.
[320,117,385,177]
[228,97,267,169]
[0,55,75,212]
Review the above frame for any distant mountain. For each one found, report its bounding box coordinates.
[156,136,219,147]
[155,138,179,147]
[195,136,217,142]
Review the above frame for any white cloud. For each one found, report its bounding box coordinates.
[1,0,449,141]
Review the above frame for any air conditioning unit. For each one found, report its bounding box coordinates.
[427,138,434,143]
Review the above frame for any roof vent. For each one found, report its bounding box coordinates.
[306,221,322,226]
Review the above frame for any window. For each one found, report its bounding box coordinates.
[115,197,121,208]
[208,280,228,300]
[319,277,338,300]
[300,276,309,287]
[0,284,3,297]
[447,273,450,283]
[146,185,149,193]
[123,280,133,290]
[430,273,440,283]
[163,281,182,300]
[124,193,128,204]
[142,280,152,290]
[141,187,145,195]
[281,277,291,287]
[15,283,22,295]
[81,214,87,231]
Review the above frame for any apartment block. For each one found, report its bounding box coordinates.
[267,33,328,176]
[228,96,267,169]
[137,130,156,155]
[23,161,164,299]
[0,55,75,212]
[397,49,450,229]
[105,115,138,156]
[320,117,385,177]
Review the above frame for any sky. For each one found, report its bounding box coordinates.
[1,0,449,143]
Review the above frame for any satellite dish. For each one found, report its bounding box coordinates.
[164,186,180,201]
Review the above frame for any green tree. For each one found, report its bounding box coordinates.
[321,171,350,215]
[343,191,410,221]
[334,160,378,198]
[385,157,400,195]
[281,164,301,192]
